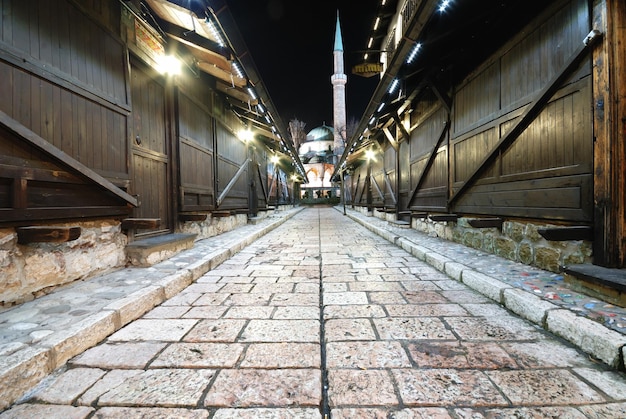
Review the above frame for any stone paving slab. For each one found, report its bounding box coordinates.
[0,208,303,411]
[0,206,625,418]
[343,207,626,369]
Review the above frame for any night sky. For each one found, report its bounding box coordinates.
[225,0,380,133]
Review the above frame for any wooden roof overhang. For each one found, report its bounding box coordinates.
[142,0,306,179]
[334,0,558,178]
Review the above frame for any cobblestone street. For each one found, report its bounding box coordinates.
[1,207,626,418]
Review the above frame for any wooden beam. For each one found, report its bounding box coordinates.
[178,213,207,222]
[121,218,161,230]
[370,174,385,201]
[592,0,626,267]
[382,126,398,151]
[0,111,138,207]
[16,226,81,244]
[217,158,251,206]
[538,226,593,241]
[449,30,602,206]
[428,77,452,113]
[392,113,411,143]
[408,121,450,206]
[0,207,132,224]
[429,214,458,222]
[383,172,397,205]
[467,218,504,229]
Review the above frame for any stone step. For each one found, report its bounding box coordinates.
[562,264,626,307]
[125,233,197,267]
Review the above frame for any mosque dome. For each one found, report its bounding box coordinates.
[304,125,334,143]
[299,125,335,164]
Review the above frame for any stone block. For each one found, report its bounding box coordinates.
[40,311,116,367]
[461,270,508,303]
[502,288,558,324]
[159,270,195,300]
[546,310,626,368]
[424,252,451,272]
[104,285,165,326]
[0,346,51,411]
[444,262,465,281]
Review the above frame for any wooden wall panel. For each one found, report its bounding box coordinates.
[0,0,129,186]
[453,63,500,134]
[130,61,170,234]
[178,92,214,151]
[177,89,216,212]
[452,127,499,183]
[132,152,169,227]
[179,139,214,211]
[214,120,249,209]
[216,156,248,209]
[448,0,592,221]
[501,0,590,108]
[1,0,127,105]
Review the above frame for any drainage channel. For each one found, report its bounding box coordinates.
[317,208,332,419]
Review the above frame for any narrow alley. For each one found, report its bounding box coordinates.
[1,207,625,418]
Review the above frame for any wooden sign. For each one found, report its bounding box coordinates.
[352,62,383,77]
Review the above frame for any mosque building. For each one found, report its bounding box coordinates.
[298,13,346,201]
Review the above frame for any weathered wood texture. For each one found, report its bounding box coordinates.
[16,226,81,244]
[401,0,593,222]
[215,120,249,210]
[450,0,592,221]
[408,104,448,212]
[129,61,170,236]
[177,83,215,212]
[0,0,133,224]
[592,0,626,267]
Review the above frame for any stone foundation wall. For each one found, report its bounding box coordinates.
[0,220,127,306]
[411,217,592,273]
[0,208,287,307]
[178,213,249,240]
[355,206,593,273]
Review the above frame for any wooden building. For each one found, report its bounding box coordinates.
[337,0,625,302]
[0,0,305,305]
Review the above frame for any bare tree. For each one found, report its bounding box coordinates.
[334,116,359,147]
[289,118,307,151]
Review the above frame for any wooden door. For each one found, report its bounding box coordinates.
[129,61,171,237]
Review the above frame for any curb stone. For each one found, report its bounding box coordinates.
[0,207,304,410]
[340,206,626,370]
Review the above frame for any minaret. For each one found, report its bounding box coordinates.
[331,12,347,164]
